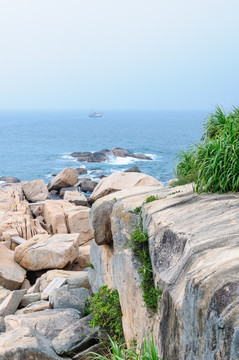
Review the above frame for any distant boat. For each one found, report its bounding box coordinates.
[88,111,104,118]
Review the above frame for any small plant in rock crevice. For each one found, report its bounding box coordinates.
[130,195,162,313]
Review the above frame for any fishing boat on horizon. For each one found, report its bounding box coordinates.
[88,111,104,118]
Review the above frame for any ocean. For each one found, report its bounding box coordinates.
[0,110,206,186]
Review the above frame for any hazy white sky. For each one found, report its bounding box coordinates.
[0,0,238,111]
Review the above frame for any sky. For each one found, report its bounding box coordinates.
[0,0,239,111]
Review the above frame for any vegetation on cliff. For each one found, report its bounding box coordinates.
[130,195,162,313]
[174,106,239,193]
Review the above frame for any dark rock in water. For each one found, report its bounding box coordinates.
[50,190,58,195]
[76,168,87,175]
[125,166,141,173]
[134,153,152,160]
[71,152,92,158]
[0,176,20,183]
[111,147,135,158]
[71,147,152,163]
[51,174,57,177]
[80,180,98,193]
[59,186,78,198]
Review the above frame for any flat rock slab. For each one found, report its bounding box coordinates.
[39,270,90,292]
[15,300,50,315]
[0,289,26,317]
[14,233,80,271]
[49,289,85,313]
[64,190,88,206]
[20,292,41,307]
[89,171,163,202]
[0,244,26,290]
[41,277,67,300]
[0,326,65,360]
[5,308,81,340]
[52,314,98,356]
[0,286,11,305]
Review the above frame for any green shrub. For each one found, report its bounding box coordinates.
[87,286,124,343]
[175,106,239,193]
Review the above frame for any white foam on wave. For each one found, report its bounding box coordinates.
[107,155,136,165]
[145,153,157,161]
[44,174,54,179]
[59,155,78,162]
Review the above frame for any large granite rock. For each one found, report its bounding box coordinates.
[21,179,50,202]
[89,184,239,359]
[64,190,88,206]
[39,270,90,292]
[0,244,26,290]
[52,314,98,356]
[0,327,65,360]
[14,233,80,271]
[0,289,26,317]
[89,171,163,202]
[43,199,74,234]
[5,308,81,340]
[66,207,93,245]
[48,168,79,191]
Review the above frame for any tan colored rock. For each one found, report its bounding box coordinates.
[64,190,88,206]
[66,207,93,244]
[48,168,79,191]
[0,244,26,290]
[14,233,80,271]
[39,270,90,292]
[89,171,163,202]
[43,199,74,234]
[15,300,50,314]
[66,241,92,271]
[0,289,26,316]
[0,286,11,305]
[21,179,50,202]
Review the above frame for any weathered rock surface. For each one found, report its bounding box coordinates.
[79,179,98,193]
[52,314,98,356]
[66,207,93,244]
[0,244,26,290]
[0,176,20,183]
[48,168,79,191]
[5,308,81,340]
[59,186,78,197]
[89,171,163,202]
[20,292,41,307]
[0,327,65,360]
[39,270,90,292]
[64,190,88,206]
[49,288,85,313]
[21,179,50,202]
[43,199,74,234]
[14,233,80,271]
[0,289,26,317]
[89,184,239,359]
[16,300,50,314]
[125,166,141,172]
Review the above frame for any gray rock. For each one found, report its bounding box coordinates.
[0,176,20,183]
[49,289,85,313]
[52,314,98,356]
[80,180,98,193]
[59,186,78,198]
[16,300,50,314]
[0,289,26,317]
[125,166,141,173]
[5,308,81,340]
[77,168,88,175]
[69,288,90,303]
[73,343,105,360]
[20,292,41,307]
[0,316,5,332]
[0,326,65,359]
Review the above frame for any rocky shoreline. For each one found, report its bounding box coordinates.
[0,166,163,359]
[1,163,239,359]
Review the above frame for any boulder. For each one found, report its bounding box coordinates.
[0,176,20,183]
[20,293,41,307]
[125,166,141,173]
[134,153,152,160]
[39,270,90,292]
[21,179,50,202]
[77,167,88,175]
[59,186,77,197]
[5,308,81,340]
[64,190,88,206]
[48,168,79,191]
[0,286,11,305]
[66,207,93,245]
[0,327,65,360]
[52,314,98,356]
[14,233,80,271]
[0,289,26,316]
[49,289,85,313]
[16,300,50,314]
[0,244,26,290]
[43,199,74,234]
[89,171,163,202]
[79,180,98,193]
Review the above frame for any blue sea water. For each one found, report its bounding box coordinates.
[0,110,206,185]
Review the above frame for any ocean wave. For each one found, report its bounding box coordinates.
[44,174,54,179]
[107,155,137,165]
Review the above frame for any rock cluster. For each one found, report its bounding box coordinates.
[71,147,152,162]
[0,167,164,358]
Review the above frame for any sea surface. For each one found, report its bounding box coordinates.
[0,110,207,186]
